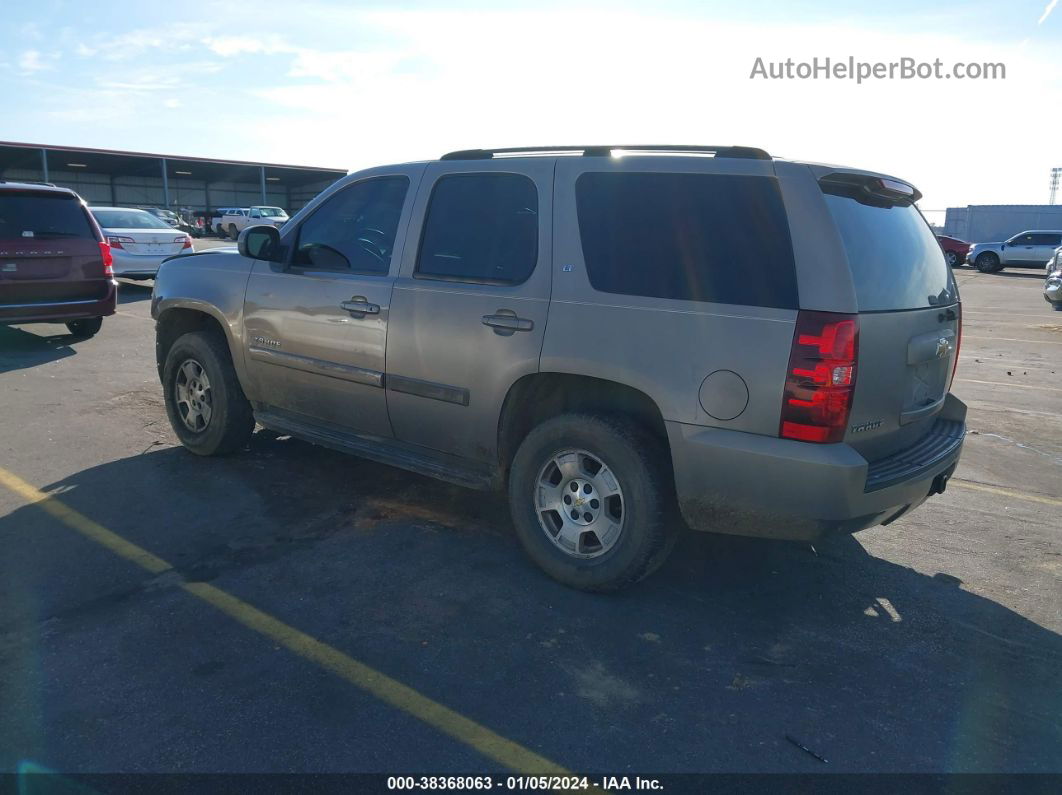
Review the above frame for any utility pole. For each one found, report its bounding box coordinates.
[1051,167,1061,205]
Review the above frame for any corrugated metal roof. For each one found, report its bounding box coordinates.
[0,140,347,174]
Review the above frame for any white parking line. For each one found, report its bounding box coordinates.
[963,335,1062,345]
[958,378,1062,393]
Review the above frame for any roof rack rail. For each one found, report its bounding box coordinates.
[440,145,771,161]
[0,179,57,187]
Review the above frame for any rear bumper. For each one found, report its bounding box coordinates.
[0,280,117,324]
[112,249,190,278]
[668,393,967,541]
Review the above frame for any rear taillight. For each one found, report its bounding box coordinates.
[99,242,114,277]
[948,303,962,390]
[175,235,192,249]
[107,235,134,249]
[780,311,859,444]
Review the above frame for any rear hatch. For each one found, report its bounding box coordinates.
[0,190,107,305]
[820,174,960,461]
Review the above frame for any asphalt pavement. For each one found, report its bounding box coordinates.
[0,256,1059,774]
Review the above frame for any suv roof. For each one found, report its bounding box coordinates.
[0,180,78,196]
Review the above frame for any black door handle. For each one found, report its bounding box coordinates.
[482,312,533,333]
[340,297,380,315]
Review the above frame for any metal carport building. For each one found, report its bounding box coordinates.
[0,140,347,214]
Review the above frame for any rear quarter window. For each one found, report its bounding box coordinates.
[0,193,95,241]
[575,172,798,308]
[822,188,956,311]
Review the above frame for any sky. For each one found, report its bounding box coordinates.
[1,0,1060,218]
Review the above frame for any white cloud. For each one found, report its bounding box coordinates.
[238,8,1060,210]
[203,34,293,57]
[16,49,51,74]
[1038,0,1058,24]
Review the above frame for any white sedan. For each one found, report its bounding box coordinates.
[90,207,193,280]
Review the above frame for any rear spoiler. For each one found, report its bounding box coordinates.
[819,172,922,206]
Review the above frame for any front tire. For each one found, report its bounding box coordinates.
[228,224,239,240]
[66,317,102,337]
[508,414,678,592]
[163,330,254,456]
[975,252,1001,273]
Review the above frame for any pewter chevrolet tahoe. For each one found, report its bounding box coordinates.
[152,145,966,591]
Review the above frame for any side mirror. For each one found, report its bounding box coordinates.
[238,225,281,261]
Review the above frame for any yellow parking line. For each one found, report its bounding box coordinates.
[951,478,1062,508]
[963,335,1062,345]
[0,466,573,777]
[958,378,1062,393]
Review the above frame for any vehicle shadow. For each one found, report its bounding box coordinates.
[990,270,1049,280]
[117,281,153,303]
[1,433,1059,773]
[0,325,77,373]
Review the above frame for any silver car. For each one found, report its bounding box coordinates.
[1045,255,1062,310]
[91,207,193,280]
[967,230,1062,273]
[152,145,966,591]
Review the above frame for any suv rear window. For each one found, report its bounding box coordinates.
[0,193,95,241]
[575,172,798,308]
[822,187,956,311]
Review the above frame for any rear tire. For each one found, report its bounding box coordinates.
[163,330,254,456]
[66,317,102,337]
[508,413,679,592]
[975,252,1001,273]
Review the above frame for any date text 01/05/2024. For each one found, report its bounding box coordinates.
[386,776,664,791]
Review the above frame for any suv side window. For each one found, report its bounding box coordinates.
[1009,233,1035,245]
[294,176,409,274]
[1032,233,1061,245]
[415,173,538,285]
[575,172,798,309]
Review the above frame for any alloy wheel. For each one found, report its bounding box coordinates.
[535,449,625,558]
[174,358,213,432]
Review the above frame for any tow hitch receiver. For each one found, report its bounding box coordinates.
[930,472,950,496]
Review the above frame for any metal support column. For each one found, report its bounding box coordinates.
[161,158,170,208]
[40,148,49,183]
[260,166,267,204]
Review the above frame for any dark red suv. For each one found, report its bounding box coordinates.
[0,182,116,337]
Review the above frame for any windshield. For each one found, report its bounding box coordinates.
[92,209,174,229]
[0,193,95,240]
[822,188,957,310]
[258,207,287,217]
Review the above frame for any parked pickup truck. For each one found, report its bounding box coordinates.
[152,145,966,592]
[219,206,289,239]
